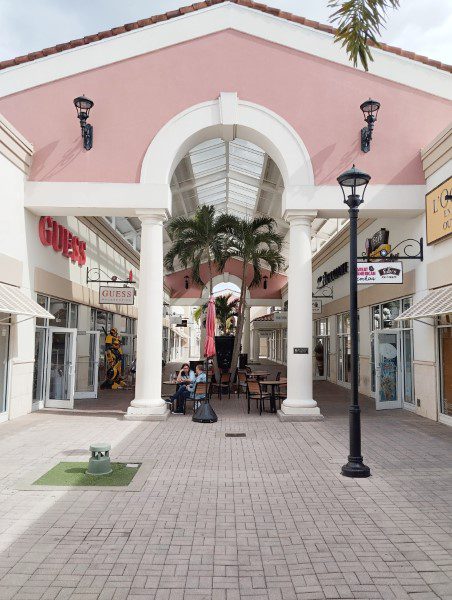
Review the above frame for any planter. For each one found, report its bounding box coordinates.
[215,335,235,371]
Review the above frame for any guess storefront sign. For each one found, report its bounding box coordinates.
[39,217,87,266]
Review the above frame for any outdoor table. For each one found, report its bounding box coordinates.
[162,381,179,385]
[248,371,270,380]
[263,380,285,413]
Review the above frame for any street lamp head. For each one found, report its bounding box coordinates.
[337,165,371,205]
[73,95,94,150]
[360,98,380,153]
[360,99,380,121]
[73,95,94,120]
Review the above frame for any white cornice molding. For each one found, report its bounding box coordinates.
[0,113,33,173]
[0,3,450,100]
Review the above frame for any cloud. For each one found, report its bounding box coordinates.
[0,0,450,64]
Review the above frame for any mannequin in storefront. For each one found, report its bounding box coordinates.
[100,328,126,390]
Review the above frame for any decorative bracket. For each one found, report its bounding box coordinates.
[359,237,423,262]
[312,285,333,299]
[86,267,136,284]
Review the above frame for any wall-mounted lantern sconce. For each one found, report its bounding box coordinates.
[263,275,268,290]
[184,275,189,290]
[73,95,94,150]
[360,99,380,153]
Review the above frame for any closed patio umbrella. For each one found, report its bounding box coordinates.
[193,295,218,423]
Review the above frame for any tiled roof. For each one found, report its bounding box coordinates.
[253,313,275,322]
[0,0,451,73]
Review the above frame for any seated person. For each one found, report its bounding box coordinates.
[176,362,194,391]
[171,364,206,414]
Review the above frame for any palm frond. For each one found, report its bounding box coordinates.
[328,0,400,71]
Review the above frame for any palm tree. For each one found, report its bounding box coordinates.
[214,294,240,335]
[164,205,228,295]
[329,0,400,71]
[219,216,285,373]
[194,294,240,335]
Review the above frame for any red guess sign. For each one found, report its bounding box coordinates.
[39,217,86,266]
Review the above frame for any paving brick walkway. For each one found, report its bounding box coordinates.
[0,379,451,599]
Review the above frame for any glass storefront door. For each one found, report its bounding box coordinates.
[375,331,401,409]
[313,336,329,380]
[401,329,415,407]
[45,328,77,409]
[375,329,414,410]
[74,331,100,399]
[438,321,452,421]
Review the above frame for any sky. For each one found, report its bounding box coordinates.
[0,0,451,65]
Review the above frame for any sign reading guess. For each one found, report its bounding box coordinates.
[425,176,452,245]
[357,261,403,284]
[99,286,135,305]
[39,217,86,266]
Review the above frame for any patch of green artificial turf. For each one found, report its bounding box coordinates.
[33,462,140,487]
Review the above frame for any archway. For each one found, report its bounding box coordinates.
[127,94,321,421]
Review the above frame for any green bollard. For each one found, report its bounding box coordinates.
[86,444,112,476]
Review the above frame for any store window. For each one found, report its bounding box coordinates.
[0,313,11,414]
[282,328,287,364]
[370,296,414,406]
[438,314,452,419]
[337,313,351,384]
[314,318,329,378]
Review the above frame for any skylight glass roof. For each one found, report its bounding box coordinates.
[104,137,349,263]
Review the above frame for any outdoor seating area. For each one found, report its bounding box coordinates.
[162,360,287,417]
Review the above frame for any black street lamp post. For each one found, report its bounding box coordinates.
[337,166,371,478]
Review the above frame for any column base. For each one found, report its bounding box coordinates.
[124,400,170,421]
[278,402,324,422]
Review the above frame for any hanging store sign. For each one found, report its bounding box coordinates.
[357,262,403,284]
[425,176,452,245]
[365,228,391,258]
[99,286,135,305]
[39,216,87,266]
[317,262,348,288]
[312,299,322,314]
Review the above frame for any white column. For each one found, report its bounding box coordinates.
[242,305,251,356]
[280,211,323,421]
[126,211,169,420]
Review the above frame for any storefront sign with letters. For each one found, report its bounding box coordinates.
[317,262,348,289]
[357,262,403,284]
[39,216,87,266]
[425,176,452,244]
[99,286,135,305]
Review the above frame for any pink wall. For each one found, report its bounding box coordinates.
[0,30,451,185]
[165,259,286,300]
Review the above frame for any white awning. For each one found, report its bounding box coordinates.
[0,283,54,319]
[395,286,452,321]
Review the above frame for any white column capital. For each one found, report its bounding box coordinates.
[136,209,169,225]
[283,209,317,225]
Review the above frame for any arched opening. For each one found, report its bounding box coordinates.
[128,96,322,420]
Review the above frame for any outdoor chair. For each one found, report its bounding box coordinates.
[184,382,208,414]
[275,381,286,409]
[210,371,231,400]
[246,379,272,415]
[236,370,248,399]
